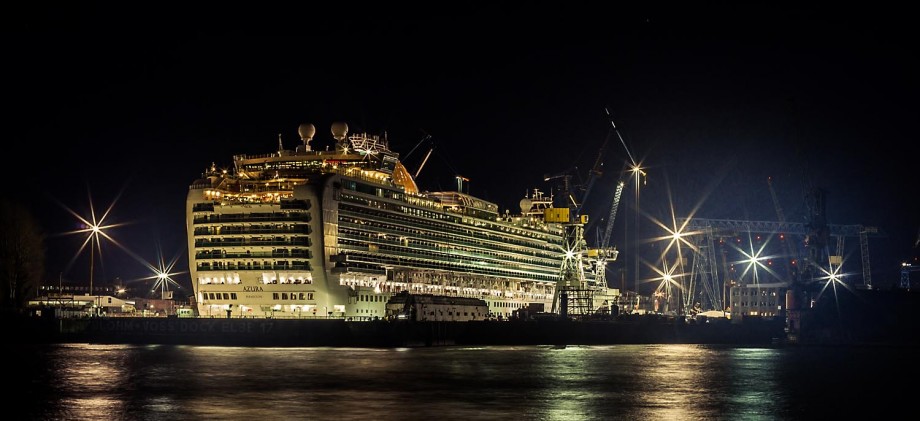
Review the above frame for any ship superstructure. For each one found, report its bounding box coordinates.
[187,122,616,320]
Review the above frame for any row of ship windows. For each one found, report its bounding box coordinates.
[338,251,558,282]
[339,238,556,273]
[193,214,308,224]
[192,208,310,220]
[344,185,499,222]
[196,249,311,259]
[194,237,310,247]
[337,212,558,260]
[341,202,555,249]
[339,234,559,268]
[394,273,554,291]
[198,278,311,285]
[342,177,467,213]
[339,199,558,249]
[338,225,558,265]
[200,292,316,301]
[273,292,314,301]
[342,180,409,203]
[350,188,556,237]
[197,262,311,271]
[197,199,309,210]
[193,224,311,236]
[239,161,324,171]
[203,293,238,301]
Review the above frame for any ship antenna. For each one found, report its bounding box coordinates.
[277,133,284,156]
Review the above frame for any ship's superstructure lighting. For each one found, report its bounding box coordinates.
[185,122,614,320]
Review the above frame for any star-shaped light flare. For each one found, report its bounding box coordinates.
[136,244,187,295]
[729,233,783,284]
[55,188,134,291]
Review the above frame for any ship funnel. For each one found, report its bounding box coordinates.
[298,123,316,151]
[331,121,349,142]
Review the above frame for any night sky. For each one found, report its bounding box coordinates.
[8,6,918,295]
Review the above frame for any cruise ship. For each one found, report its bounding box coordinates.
[186,122,617,320]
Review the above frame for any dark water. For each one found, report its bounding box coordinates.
[9,343,914,420]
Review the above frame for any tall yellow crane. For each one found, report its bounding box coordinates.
[544,110,639,317]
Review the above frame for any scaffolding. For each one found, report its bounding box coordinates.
[552,224,595,318]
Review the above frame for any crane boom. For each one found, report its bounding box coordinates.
[606,107,637,167]
[601,180,626,248]
[414,147,434,179]
[577,128,612,217]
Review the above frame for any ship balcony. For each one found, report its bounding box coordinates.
[196,262,311,271]
[192,213,310,224]
[193,226,311,236]
[337,219,559,259]
[195,250,311,259]
[337,239,558,273]
[332,251,558,282]
[330,265,387,275]
[194,238,310,247]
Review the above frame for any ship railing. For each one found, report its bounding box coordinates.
[327,166,398,186]
[337,212,560,257]
[233,151,336,161]
[193,214,308,223]
[340,249,558,281]
[337,228,559,266]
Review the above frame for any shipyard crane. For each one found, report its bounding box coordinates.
[404,132,434,179]
[585,109,640,291]
[677,217,884,288]
[544,109,640,318]
[544,168,592,318]
[575,128,612,218]
[542,132,609,317]
[767,176,798,282]
[586,165,626,290]
[544,169,579,211]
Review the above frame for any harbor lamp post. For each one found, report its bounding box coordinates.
[89,225,97,298]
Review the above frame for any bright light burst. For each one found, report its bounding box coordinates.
[630,163,647,179]
[641,174,709,275]
[639,257,685,298]
[639,162,736,283]
[647,215,701,264]
[55,188,133,281]
[814,258,855,303]
[729,233,783,284]
[56,186,186,297]
[136,244,187,295]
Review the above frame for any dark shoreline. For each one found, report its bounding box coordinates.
[11,286,920,348]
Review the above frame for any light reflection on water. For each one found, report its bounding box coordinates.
[10,343,910,420]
